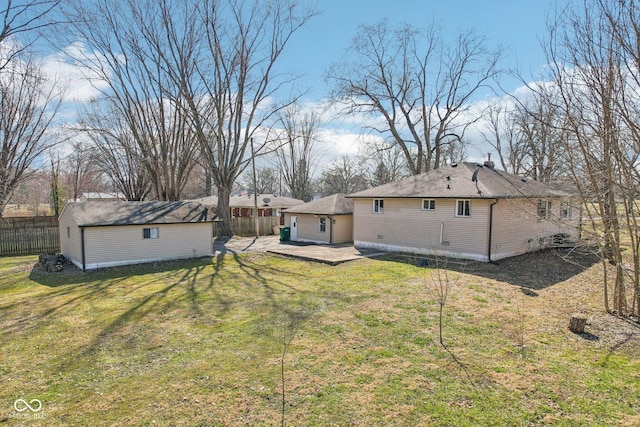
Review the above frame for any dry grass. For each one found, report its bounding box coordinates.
[2,204,52,217]
[0,249,638,426]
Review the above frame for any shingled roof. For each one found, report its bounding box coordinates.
[61,201,212,227]
[285,193,353,215]
[348,162,572,199]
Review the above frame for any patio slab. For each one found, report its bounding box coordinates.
[267,243,386,265]
[213,235,385,265]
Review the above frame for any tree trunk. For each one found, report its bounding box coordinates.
[216,184,234,238]
[568,315,587,334]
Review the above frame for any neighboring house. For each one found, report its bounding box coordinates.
[284,193,353,244]
[193,193,304,226]
[59,201,213,271]
[79,192,123,202]
[347,162,581,262]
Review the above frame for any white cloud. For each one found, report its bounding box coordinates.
[40,43,111,103]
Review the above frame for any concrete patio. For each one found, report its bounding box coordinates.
[213,235,386,265]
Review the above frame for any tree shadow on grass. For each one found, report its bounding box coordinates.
[12,251,320,342]
[466,246,601,290]
[388,246,601,291]
[5,254,277,338]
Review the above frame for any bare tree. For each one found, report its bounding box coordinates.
[271,104,323,201]
[482,93,568,181]
[319,156,369,196]
[240,166,279,194]
[327,20,501,174]
[479,100,527,175]
[359,140,408,187]
[79,101,152,201]
[63,0,200,201]
[512,88,568,182]
[160,0,319,236]
[418,258,475,386]
[543,0,640,317]
[64,139,101,202]
[49,151,64,216]
[0,57,62,218]
[0,0,62,70]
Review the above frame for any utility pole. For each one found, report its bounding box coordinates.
[250,138,259,238]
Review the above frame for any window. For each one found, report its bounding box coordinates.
[373,199,384,214]
[231,208,236,218]
[422,199,435,210]
[560,200,571,219]
[143,227,159,239]
[537,199,551,220]
[318,217,326,233]
[456,200,471,217]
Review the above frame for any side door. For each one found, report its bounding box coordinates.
[290,215,297,241]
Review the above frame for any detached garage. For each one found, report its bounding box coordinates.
[59,201,213,271]
[284,193,353,244]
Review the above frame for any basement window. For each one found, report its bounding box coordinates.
[143,227,159,239]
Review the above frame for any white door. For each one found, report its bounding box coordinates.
[290,216,298,241]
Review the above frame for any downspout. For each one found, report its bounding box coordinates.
[80,227,86,272]
[328,215,333,244]
[488,199,499,262]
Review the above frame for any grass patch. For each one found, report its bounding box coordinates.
[0,250,639,425]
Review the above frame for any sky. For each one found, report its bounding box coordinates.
[282,0,556,101]
[270,0,560,164]
[34,0,561,170]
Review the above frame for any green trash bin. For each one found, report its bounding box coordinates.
[279,226,290,242]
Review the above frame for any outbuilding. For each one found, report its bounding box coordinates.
[59,201,213,270]
[284,193,353,244]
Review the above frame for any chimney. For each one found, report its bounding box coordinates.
[484,153,495,170]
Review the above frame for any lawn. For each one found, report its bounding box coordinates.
[0,249,638,426]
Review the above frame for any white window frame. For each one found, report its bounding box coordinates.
[421,199,435,211]
[373,199,384,214]
[143,227,159,239]
[537,199,552,220]
[318,217,326,233]
[455,200,471,217]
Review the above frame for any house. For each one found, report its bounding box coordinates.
[347,162,581,262]
[59,201,213,271]
[284,193,353,244]
[79,192,124,202]
[193,193,304,223]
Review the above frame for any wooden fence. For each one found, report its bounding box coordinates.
[213,216,281,237]
[0,225,60,256]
